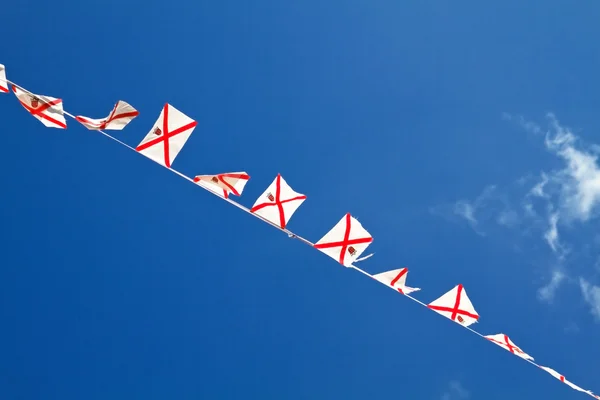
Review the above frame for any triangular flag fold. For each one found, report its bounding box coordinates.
[76,100,139,130]
[250,174,306,229]
[314,213,373,267]
[135,103,197,168]
[373,267,420,295]
[194,172,250,199]
[484,333,534,361]
[12,85,66,129]
[427,284,479,326]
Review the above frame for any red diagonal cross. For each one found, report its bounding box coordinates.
[314,213,373,265]
[76,103,139,129]
[135,104,197,168]
[390,268,408,294]
[250,174,306,229]
[0,84,8,93]
[218,173,249,198]
[13,85,66,128]
[487,335,525,355]
[427,284,479,321]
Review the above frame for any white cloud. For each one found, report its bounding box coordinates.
[441,381,470,400]
[543,212,562,256]
[434,113,600,321]
[542,114,600,222]
[537,270,566,303]
[579,278,600,320]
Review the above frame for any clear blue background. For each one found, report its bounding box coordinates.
[1,1,599,399]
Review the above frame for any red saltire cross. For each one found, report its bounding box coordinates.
[427,284,479,322]
[135,104,197,168]
[76,103,139,130]
[194,173,249,199]
[250,174,306,229]
[487,335,527,356]
[13,85,66,129]
[390,268,408,294]
[314,213,373,265]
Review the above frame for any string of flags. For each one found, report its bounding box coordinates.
[1,63,597,398]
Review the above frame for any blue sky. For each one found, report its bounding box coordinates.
[1,0,599,399]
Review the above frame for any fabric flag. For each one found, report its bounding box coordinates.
[539,366,588,393]
[250,174,306,229]
[135,103,197,168]
[193,172,250,199]
[427,284,479,327]
[75,100,139,130]
[0,64,8,93]
[484,333,534,361]
[12,85,66,129]
[372,267,420,295]
[314,213,373,267]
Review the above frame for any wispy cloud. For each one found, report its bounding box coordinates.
[441,381,470,400]
[537,269,566,303]
[579,278,600,320]
[433,113,600,321]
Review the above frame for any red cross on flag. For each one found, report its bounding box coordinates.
[12,85,66,129]
[193,172,250,199]
[427,284,479,326]
[0,64,8,93]
[484,333,534,361]
[314,213,373,267]
[250,174,306,229]
[75,100,139,130]
[372,268,420,295]
[135,103,197,168]
[539,366,587,393]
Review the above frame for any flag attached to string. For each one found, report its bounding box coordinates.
[484,333,534,361]
[12,85,66,129]
[135,103,197,168]
[0,64,8,93]
[373,267,421,295]
[250,174,306,229]
[76,100,139,130]
[427,284,479,327]
[314,213,373,267]
[193,172,250,199]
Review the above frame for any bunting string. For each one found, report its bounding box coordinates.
[0,67,597,399]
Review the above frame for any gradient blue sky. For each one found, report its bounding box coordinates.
[1,1,600,399]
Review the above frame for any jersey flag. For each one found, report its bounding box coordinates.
[75,100,139,130]
[12,85,66,129]
[0,64,8,93]
[193,172,250,199]
[484,333,534,361]
[373,267,421,295]
[250,174,306,229]
[135,103,197,168]
[539,366,588,394]
[427,284,479,327]
[314,213,373,267]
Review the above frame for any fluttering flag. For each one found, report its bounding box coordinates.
[314,213,373,267]
[539,366,588,393]
[250,174,306,229]
[193,172,250,199]
[76,100,139,130]
[373,267,421,295]
[12,85,66,129]
[427,284,479,327]
[0,64,8,93]
[484,333,534,361]
[135,103,197,168]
